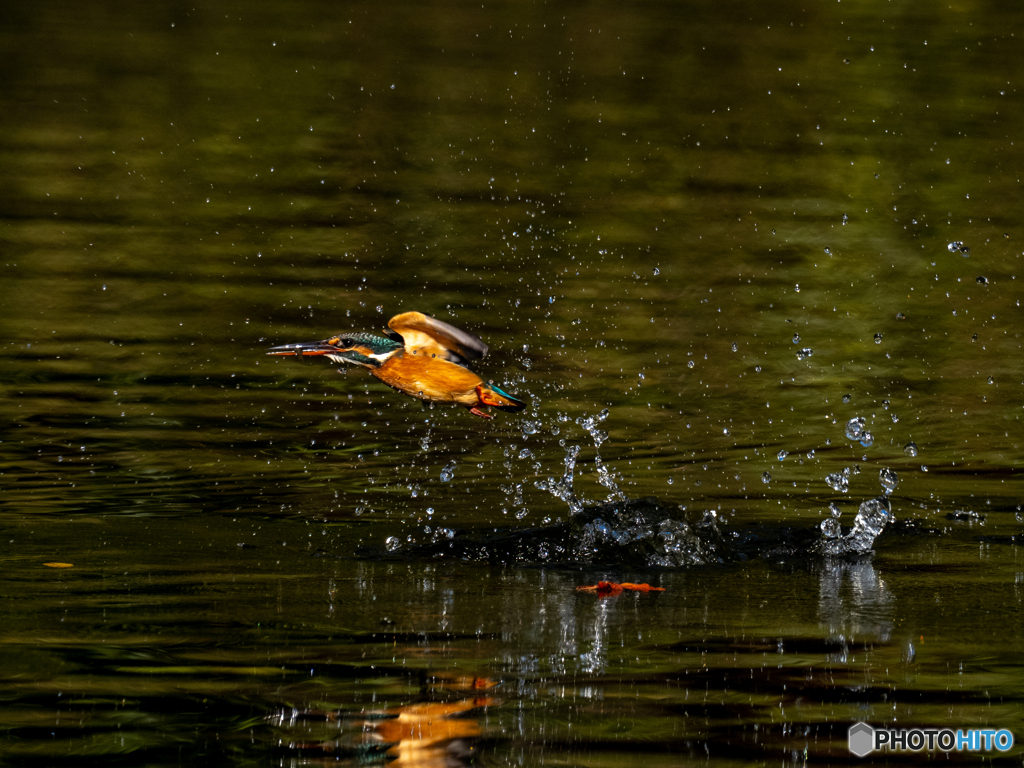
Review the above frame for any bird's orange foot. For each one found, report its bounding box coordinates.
[469,407,494,419]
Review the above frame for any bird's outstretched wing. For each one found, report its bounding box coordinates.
[387,311,489,366]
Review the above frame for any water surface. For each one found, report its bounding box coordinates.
[1,0,1022,764]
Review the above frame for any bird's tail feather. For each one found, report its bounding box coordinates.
[477,383,526,412]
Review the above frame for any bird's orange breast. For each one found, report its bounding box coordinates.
[371,351,484,406]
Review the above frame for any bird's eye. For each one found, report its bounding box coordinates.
[340,338,354,347]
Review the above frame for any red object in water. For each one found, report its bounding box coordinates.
[576,581,665,595]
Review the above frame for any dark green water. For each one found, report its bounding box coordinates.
[1,0,1023,765]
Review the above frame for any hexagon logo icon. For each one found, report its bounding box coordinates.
[849,722,875,757]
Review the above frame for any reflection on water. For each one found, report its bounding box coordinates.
[817,559,894,642]
[270,692,497,767]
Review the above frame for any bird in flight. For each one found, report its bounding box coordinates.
[268,311,526,419]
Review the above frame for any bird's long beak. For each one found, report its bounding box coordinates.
[266,341,336,357]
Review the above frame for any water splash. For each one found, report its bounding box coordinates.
[816,497,892,556]
[577,409,627,502]
[534,444,584,516]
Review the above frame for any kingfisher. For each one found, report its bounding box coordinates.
[268,311,526,419]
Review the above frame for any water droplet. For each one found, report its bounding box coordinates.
[987,376,994,385]
[891,413,899,423]
[652,267,660,275]
[687,360,695,368]
[777,450,788,461]
[384,536,401,552]
[903,441,918,457]
[842,394,851,403]
[794,283,801,292]
[824,247,831,255]
[825,470,850,493]
[440,461,457,482]
[896,312,906,320]
[960,245,970,255]
[820,518,841,538]
[947,241,963,253]
[976,276,988,284]
[548,296,555,304]
[518,448,534,460]
[792,333,801,344]
[667,477,674,485]
[761,472,772,484]
[731,342,738,352]
[879,467,898,495]
[859,432,874,448]
[845,417,866,441]
[796,348,813,360]
[874,333,883,344]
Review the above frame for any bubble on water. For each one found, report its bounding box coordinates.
[761,472,772,484]
[903,441,918,457]
[879,467,899,495]
[844,416,866,440]
[796,348,813,360]
[777,450,788,461]
[976,276,988,284]
[792,333,801,344]
[731,342,738,352]
[440,460,457,482]
[874,333,883,344]
[384,536,401,552]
